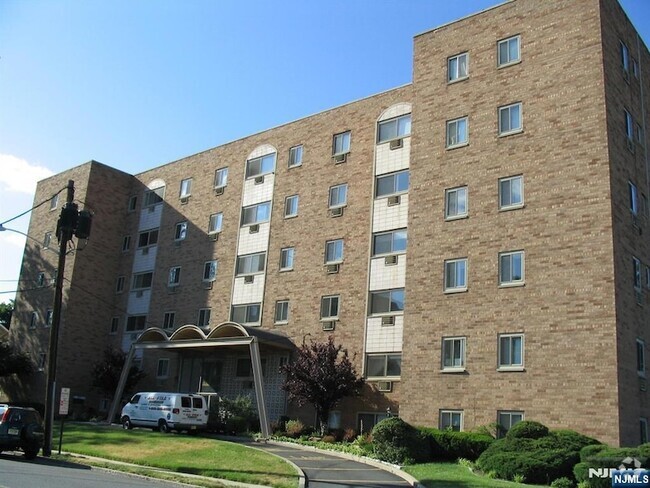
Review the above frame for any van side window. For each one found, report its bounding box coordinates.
[192,398,203,408]
[181,397,191,408]
[131,394,141,404]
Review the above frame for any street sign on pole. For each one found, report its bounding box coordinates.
[59,387,70,416]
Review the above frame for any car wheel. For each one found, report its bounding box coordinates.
[23,446,39,460]
[159,420,169,433]
[122,417,132,430]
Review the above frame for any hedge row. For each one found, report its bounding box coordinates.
[418,427,494,461]
[574,444,650,488]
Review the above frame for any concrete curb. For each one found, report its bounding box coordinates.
[243,442,306,488]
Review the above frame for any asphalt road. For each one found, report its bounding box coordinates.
[0,451,190,488]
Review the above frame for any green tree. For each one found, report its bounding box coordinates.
[0,341,33,376]
[91,347,146,402]
[0,300,14,329]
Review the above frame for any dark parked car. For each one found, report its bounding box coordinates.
[0,404,44,459]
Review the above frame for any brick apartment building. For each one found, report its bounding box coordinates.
[3,0,649,446]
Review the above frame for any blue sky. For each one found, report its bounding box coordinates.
[1,0,650,300]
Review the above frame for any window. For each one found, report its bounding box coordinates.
[198,308,211,328]
[143,187,164,207]
[231,303,261,325]
[632,58,640,79]
[358,412,389,433]
[333,131,351,155]
[236,252,266,275]
[110,317,120,334]
[499,175,524,209]
[442,337,466,370]
[444,258,467,292]
[126,315,147,332]
[175,221,188,241]
[284,195,299,218]
[621,40,630,73]
[236,358,253,378]
[499,251,524,286]
[634,257,642,290]
[128,195,138,212]
[376,170,409,198]
[115,276,125,294]
[179,178,192,198]
[241,202,271,226]
[37,353,46,371]
[280,247,295,271]
[50,194,58,211]
[328,411,341,429]
[498,102,522,136]
[138,229,159,248]
[288,145,303,168]
[132,272,153,290]
[329,184,348,208]
[29,311,38,329]
[641,418,649,445]
[446,117,468,148]
[448,53,468,82]
[440,410,463,431]
[369,289,405,315]
[445,187,468,219]
[630,182,639,216]
[325,239,344,264]
[156,359,170,378]
[499,334,524,369]
[497,35,520,67]
[377,114,412,143]
[168,266,181,287]
[321,295,340,319]
[498,411,524,437]
[366,353,401,378]
[43,232,52,249]
[625,110,634,140]
[214,167,228,188]
[638,124,645,145]
[203,260,218,282]
[37,272,45,287]
[208,212,223,234]
[163,312,175,330]
[637,339,646,376]
[275,300,289,324]
[372,229,407,256]
[246,153,275,179]
[122,235,131,252]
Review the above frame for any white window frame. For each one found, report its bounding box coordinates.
[29,311,38,329]
[497,411,524,438]
[445,186,468,220]
[280,247,295,271]
[50,194,58,211]
[325,239,344,264]
[203,260,218,282]
[634,257,642,290]
[498,102,522,136]
[43,232,52,249]
[329,184,348,209]
[375,170,410,198]
[231,303,261,325]
[369,289,405,316]
[179,178,192,198]
[333,131,351,156]
[115,276,125,294]
[128,195,137,212]
[246,153,276,179]
[45,309,53,327]
[198,308,211,328]
[168,266,181,287]
[37,272,45,287]
[138,228,159,248]
[175,221,188,241]
[320,295,340,320]
[637,338,646,377]
[132,272,153,291]
[372,229,407,256]
[288,145,303,168]
[499,251,525,286]
[143,187,164,207]
[440,410,464,431]
[236,252,266,276]
[630,182,639,216]
[448,52,468,82]
[442,337,466,372]
[162,311,175,330]
[498,333,525,370]
[621,40,630,73]
[37,353,46,371]
[284,195,299,218]
[214,167,228,188]
[365,353,401,379]
[377,114,411,144]
[241,201,271,226]
[444,258,467,293]
[110,317,120,334]
[156,358,170,379]
[625,109,634,141]
[446,117,468,148]
[497,35,520,67]
[126,315,147,332]
[122,235,131,252]
[274,300,289,324]
[208,212,223,235]
[499,175,524,210]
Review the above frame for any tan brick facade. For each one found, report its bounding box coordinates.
[3,0,649,445]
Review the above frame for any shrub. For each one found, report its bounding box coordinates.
[551,477,575,488]
[542,430,600,452]
[513,474,526,484]
[506,420,550,440]
[579,443,608,462]
[286,419,305,438]
[574,446,648,488]
[321,435,336,443]
[218,395,259,434]
[419,427,494,461]
[372,417,430,465]
[342,428,357,443]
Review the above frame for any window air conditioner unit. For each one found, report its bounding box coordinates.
[329,207,344,217]
[142,247,149,255]
[209,232,219,241]
[322,320,336,331]
[249,224,260,234]
[381,315,395,326]
[333,153,347,164]
[203,281,213,290]
[135,290,144,298]
[254,175,264,184]
[387,195,401,206]
[384,255,398,266]
[389,138,403,150]
[244,275,254,284]
[377,380,393,392]
[214,186,225,195]
[180,196,189,204]
[326,263,340,274]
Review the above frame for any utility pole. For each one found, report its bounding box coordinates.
[43,180,74,457]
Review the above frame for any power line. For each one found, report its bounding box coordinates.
[0,185,68,227]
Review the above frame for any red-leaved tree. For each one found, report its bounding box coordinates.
[280,336,365,433]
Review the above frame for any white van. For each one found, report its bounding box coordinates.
[120,392,208,434]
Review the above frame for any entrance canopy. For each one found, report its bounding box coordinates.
[107,322,295,438]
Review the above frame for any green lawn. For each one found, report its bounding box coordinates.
[55,423,298,488]
[404,463,541,488]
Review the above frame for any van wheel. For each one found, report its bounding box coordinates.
[122,417,132,430]
[159,420,170,433]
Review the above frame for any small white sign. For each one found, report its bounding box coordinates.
[59,387,70,415]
